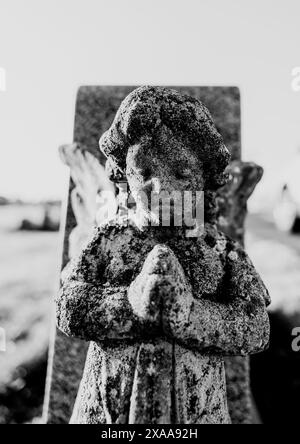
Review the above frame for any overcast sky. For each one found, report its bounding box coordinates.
[0,0,299,201]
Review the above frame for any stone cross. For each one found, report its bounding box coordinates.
[43,86,269,424]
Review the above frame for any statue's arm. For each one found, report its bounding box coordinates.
[163,242,270,356]
[56,279,142,342]
[56,229,166,342]
[55,229,143,342]
[172,295,270,356]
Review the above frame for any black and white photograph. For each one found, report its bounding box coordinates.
[1,0,300,430]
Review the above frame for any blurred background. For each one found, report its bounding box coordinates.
[0,0,300,424]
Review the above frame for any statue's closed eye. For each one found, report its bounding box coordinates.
[175,168,191,180]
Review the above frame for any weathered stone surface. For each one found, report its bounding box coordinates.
[71,342,138,424]
[45,85,262,425]
[100,87,230,190]
[54,86,270,424]
[129,341,173,424]
[217,161,264,246]
[217,160,266,423]
[59,143,116,258]
[174,346,230,424]
[44,141,116,424]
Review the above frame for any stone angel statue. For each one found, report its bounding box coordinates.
[56,86,270,424]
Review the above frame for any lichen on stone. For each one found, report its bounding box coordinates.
[56,86,270,424]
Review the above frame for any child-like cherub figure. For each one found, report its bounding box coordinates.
[56,86,270,424]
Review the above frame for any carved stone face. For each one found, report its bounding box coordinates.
[125,126,205,226]
[100,86,231,228]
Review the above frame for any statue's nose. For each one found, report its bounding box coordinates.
[142,175,178,197]
[141,177,163,196]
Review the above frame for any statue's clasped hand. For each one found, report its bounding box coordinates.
[128,244,193,339]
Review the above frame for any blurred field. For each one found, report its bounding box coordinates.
[246,214,300,424]
[0,205,60,423]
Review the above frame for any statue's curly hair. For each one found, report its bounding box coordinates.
[99,86,230,190]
